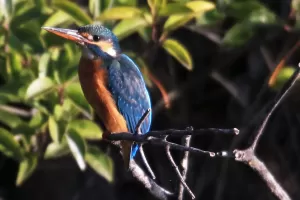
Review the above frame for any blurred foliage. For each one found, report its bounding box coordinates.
[0,0,294,186]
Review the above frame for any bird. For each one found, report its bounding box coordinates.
[42,24,152,169]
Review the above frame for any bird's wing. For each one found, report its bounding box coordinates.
[107,54,152,159]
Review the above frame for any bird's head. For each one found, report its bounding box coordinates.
[42,24,121,61]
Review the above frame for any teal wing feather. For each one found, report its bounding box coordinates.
[107,54,152,158]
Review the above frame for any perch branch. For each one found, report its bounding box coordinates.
[165,136,195,199]
[233,64,300,200]
[178,133,192,200]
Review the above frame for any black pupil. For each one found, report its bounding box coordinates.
[93,35,101,41]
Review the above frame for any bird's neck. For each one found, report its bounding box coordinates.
[81,46,119,67]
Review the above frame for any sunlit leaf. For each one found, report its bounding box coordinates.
[222,22,254,47]
[113,17,149,40]
[271,67,296,90]
[0,0,14,20]
[25,77,55,100]
[163,1,215,33]
[85,145,113,182]
[147,0,167,15]
[16,154,38,186]
[185,0,215,12]
[98,6,142,20]
[44,141,70,159]
[163,14,194,32]
[162,39,193,70]
[68,120,102,140]
[38,53,51,78]
[158,3,192,16]
[89,0,101,19]
[42,11,72,30]
[53,1,93,25]
[66,130,86,171]
[0,128,24,160]
[7,52,22,78]
[48,116,61,143]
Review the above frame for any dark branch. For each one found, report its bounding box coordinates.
[139,145,156,179]
[232,64,300,200]
[178,133,192,200]
[165,136,195,199]
[251,65,300,150]
[130,160,173,200]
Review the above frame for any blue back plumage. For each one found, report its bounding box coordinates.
[107,54,152,158]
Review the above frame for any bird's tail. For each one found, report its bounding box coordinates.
[121,140,132,170]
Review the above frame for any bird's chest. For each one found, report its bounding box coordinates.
[78,57,127,133]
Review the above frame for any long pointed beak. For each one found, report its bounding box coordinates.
[42,27,88,45]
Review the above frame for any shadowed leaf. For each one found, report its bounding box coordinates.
[163,39,193,70]
[0,109,23,129]
[85,145,113,182]
[0,128,24,160]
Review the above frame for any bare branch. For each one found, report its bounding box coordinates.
[251,65,300,150]
[234,149,291,200]
[178,133,192,200]
[232,64,300,200]
[130,160,173,200]
[139,145,156,179]
[165,136,195,199]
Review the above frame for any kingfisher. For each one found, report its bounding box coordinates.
[42,25,152,169]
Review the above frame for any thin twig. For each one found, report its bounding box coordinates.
[139,145,156,179]
[234,149,291,200]
[165,136,195,199]
[135,108,151,135]
[251,64,300,150]
[233,64,300,200]
[178,132,192,200]
[130,160,172,200]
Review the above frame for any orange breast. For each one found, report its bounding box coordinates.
[78,57,128,133]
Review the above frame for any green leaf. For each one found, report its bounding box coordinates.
[0,128,24,160]
[163,1,215,33]
[0,0,14,20]
[162,39,193,70]
[44,141,70,159]
[0,108,24,129]
[7,52,22,78]
[159,3,192,16]
[65,82,92,116]
[147,0,167,15]
[66,130,86,171]
[85,145,113,182]
[271,67,296,90]
[98,6,142,20]
[68,120,102,140]
[42,11,72,30]
[16,154,38,186]
[222,22,254,47]
[53,1,93,25]
[38,53,51,78]
[25,77,55,100]
[163,14,194,33]
[185,0,215,13]
[89,0,101,19]
[113,17,149,40]
[48,116,62,143]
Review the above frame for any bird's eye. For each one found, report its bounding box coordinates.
[93,35,101,42]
